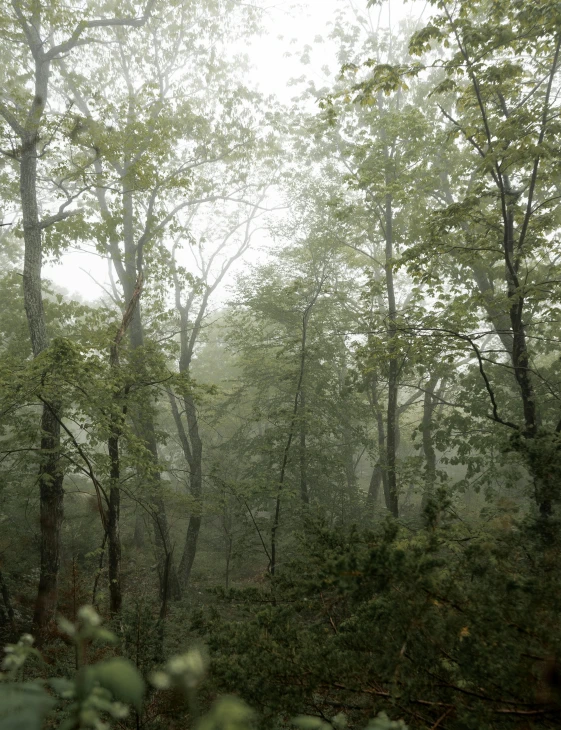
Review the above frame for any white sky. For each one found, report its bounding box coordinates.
[45,0,421,304]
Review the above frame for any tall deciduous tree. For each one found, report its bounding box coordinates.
[0,0,154,629]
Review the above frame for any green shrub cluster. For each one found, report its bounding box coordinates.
[199,496,561,729]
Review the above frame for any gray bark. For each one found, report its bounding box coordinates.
[15,34,65,632]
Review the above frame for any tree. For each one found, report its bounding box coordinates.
[60,0,266,597]
[393,0,561,519]
[0,0,155,630]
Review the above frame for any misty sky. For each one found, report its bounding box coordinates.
[45,0,423,303]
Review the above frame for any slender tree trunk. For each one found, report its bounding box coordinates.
[367,383,388,506]
[91,532,107,609]
[271,287,322,574]
[107,420,122,616]
[421,375,439,510]
[339,362,357,509]
[178,391,204,586]
[0,568,15,632]
[384,191,399,518]
[440,172,514,355]
[115,178,180,599]
[180,514,201,586]
[107,478,121,615]
[106,273,144,615]
[299,386,309,505]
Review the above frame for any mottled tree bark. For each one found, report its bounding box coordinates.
[18,58,65,631]
[384,190,399,518]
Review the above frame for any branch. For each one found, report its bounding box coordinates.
[0,100,24,137]
[517,33,561,253]
[110,272,143,366]
[395,325,519,430]
[38,209,77,230]
[45,0,157,61]
[38,396,108,530]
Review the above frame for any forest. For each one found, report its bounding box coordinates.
[1,0,561,728]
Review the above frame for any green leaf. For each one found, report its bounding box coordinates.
[48,677,75,698]
[293,717,331,730]
[198,696,255,730]
[90,658,144,710]
[366,712,408,730]
[0,682,56,730]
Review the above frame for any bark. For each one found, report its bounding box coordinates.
[299,385,309,505]
[469,262,514,355]
[384,191,399,518]
[0,569,15,630]
[107,395,123,615]
[167,267,205,588]
[339,362,357,509]
[421,375,439,510]
[170,248,224,586]
[105,271,146,615]
[367,383,388,505]
[91,532,107,609]
[18,64,66,630]
[178,393,203,587]
[33,406,65,629]
[180,514,201,586]
[368,465,382,504]
[107,428,122,616]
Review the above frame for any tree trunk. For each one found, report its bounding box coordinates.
[367,384,388,506]
[107,405,123,616]
[0,568,15,632]
[21,125,66,630]
[32,405,65,629]
[270,293,321,575]
[368,463,383,504]
[107,468,122,615]
[180,514,201,587]
[384,191,399,518]
[115,179,180,600]
[299,387,309,505]
[106,273,144,616]
[421,375,439,510]
[178,393,203,587]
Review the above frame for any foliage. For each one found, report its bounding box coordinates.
[0,607,407,730]
[200,496,561,729]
